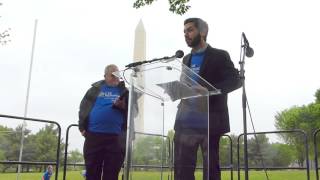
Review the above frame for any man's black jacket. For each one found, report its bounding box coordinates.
[174,45,242,135]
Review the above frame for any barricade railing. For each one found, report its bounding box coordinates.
[0,114,61,180]
[133,131,171,180]
[170,134,233,180]
[63,124,78,180]
[63,124,172,180]
[237,130,310,180]
[222,134,234,180]
[5,115,318,180]
[313,128,320,180]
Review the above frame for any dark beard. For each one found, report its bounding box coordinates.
[189,33,201,47]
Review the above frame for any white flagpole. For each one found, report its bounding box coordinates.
[17,19,38,180]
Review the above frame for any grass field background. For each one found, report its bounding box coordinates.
[0,170,315,180]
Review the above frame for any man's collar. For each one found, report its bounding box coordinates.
[192,43,208,54]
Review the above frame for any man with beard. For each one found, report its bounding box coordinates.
[174,18,241,180]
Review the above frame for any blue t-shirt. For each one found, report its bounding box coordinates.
[190,51,205,81]
[178,51,207,130]
[42,171,52,180]
[88,84,124,134]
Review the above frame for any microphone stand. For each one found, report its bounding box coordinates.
[125,55,174,68]
[239,36,249,180]
[123,68,136,180]
[125,50,184,68]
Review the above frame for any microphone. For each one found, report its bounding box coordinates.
[242,32,254,58]
[125,50,184,68]
[125,61,146,68]
[175,50,184,58]
[161,50,184,63]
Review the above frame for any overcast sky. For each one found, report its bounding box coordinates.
[1,0,320,150]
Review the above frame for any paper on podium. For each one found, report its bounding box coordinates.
[156,80,208,101]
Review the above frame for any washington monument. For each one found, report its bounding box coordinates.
[132,19,145,132]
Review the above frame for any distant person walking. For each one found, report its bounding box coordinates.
[81,169,87,179]
[42,165,53,180]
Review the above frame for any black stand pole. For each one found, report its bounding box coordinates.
[123,68,138,180]
[239,36,250,180]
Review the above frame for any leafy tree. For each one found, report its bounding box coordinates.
[68,149,83,164]
[0,124,65,172]
[58,142,66,169]
[0,125,31,172]
[275,104,320,166]
[166,129,175,166]
[269,143,294,167]
[0,125,12,172]
[219,136,233,167]
[133,0,190,15]
[237,134,294,168]
[247,134,272,167]
[133,134,169,168]
[167,129,174,143]
[30,124,65,172]
[0,125,12,159]
[6,125,31,161]
[22,134,39,172]
[228,134,242,169]
[0,149,4,170]
[275,89,320,167]
[315,89,320,104]
[33,124,59,163]
[68,149,84,170]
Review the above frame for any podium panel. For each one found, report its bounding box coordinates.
[115,59,220,180]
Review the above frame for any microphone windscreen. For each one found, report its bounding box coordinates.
[246,47,254,58]
[175,50,184,58]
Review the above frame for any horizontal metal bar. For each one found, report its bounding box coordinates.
[0,161,56,165]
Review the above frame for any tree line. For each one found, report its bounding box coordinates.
[275,89,320,167]
[1,89,319,172]
[0,124,65,173]
[130,89,320,169]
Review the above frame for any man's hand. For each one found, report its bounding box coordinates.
[113,98,126,110]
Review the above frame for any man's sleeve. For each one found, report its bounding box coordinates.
[78,88,91,132]
[214,51,242,94]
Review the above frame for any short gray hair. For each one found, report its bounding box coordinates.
[104,64,118,75]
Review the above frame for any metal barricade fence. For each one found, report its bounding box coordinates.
[221,134,234,180]
[169,134,233,180]
[237,130,310,180]
[63,125,234,180]
[4,115,319,180]
[63,124,172,180]
[313,128,320,180]
[0,114,62,180]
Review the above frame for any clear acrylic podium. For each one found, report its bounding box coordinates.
[115,59,220,180]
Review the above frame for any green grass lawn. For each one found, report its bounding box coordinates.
[0,170,315,180]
